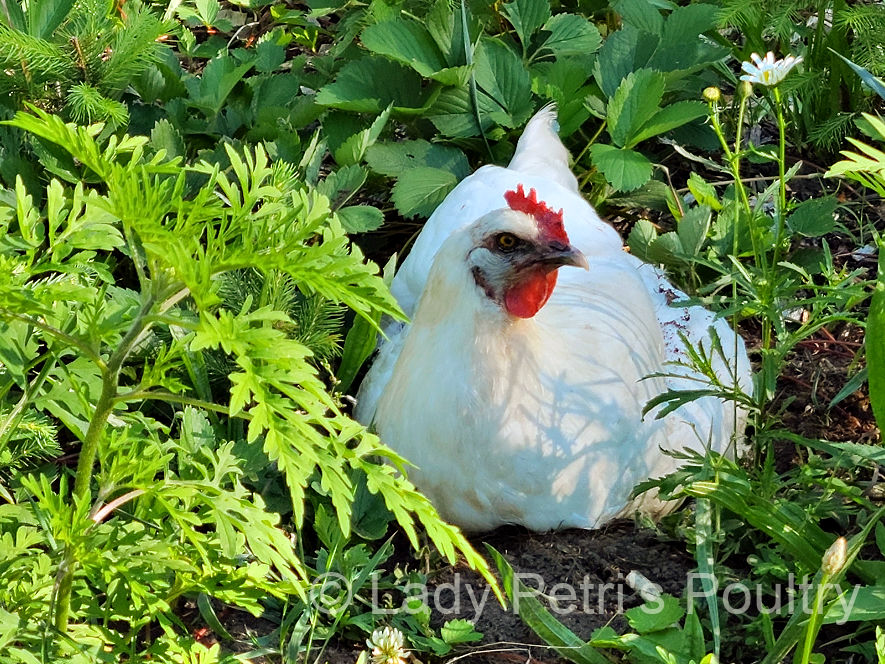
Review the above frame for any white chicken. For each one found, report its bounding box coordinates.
[356,106,751,532]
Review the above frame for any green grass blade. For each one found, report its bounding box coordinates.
[485,545,612,664]
[694,498,720,657]
[867,245,885,429]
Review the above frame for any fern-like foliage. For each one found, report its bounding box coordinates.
[0,107,498,656]
[0,0,169,127]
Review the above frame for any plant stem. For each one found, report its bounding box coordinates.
[53,297,156,633]
[771,86,788,275]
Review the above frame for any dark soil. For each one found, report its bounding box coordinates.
[424,522,694,663]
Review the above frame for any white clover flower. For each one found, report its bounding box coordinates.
[366,627,410,664]
[740,52,803,87]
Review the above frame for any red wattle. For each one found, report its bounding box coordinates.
[504,270,558,318]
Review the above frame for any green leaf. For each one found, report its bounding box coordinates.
[196,55,255,115]
[625,594,684,633]
[594,25,654,98]
[676,204,711,257]
[441,619,483,644]
[391,166,459,218]
[648,231,688,268]
[27,0,75,40]
[333,105,391,166]
[627,218,658,262]
[254,39,286,73]
[607,69,665,148]
[629,101,708,147]
[829,48,885,101]
[537,13,600,58]
[590,144,653,192]
[474,39,533,128]
[787,197,838,237]
[869,246,885,429]
[613,0,663,35]
[337,254,396,393]
[502,0,550,47]
[150,118,185,159]
[687,172,721,211]
[337,206,384,233]
[366,139,469,178]
[361,19,447,77]
[316,57,425,112]
[823,586,885,623]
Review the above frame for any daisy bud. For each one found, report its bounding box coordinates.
[821,537,847,577]
[739,80,754,99]
[702,87,721,103]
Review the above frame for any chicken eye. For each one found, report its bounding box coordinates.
[495,233,520,252]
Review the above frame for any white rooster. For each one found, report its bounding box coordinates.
[356,106,751,532]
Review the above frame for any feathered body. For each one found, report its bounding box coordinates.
[357,107,751,532]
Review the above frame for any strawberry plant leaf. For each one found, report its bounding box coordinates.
[337,205,385,233]
[501,0,551,48]
[361,18,447,77]
[787,196,838,237]
[391,166,459,218]
[475,38,533,128]
[537,13,601,59]
[590,143,653,191]
[607,69,665,148]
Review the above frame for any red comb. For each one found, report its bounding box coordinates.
[504,184,569,245]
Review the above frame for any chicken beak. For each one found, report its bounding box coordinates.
[535,244,589,271]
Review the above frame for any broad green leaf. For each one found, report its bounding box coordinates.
[337,206,384,233]
[333,105,391,166]
[786,196,837,237]
[648,231,688,268]
[150,118,185,159]
[594,25,657,98]
[629,100,707,147]
[316,164,367,206]
[196,55,255,115]
[660,3,718,46]
[316,57,425,112]
[625,594,684,633]
[254,39,286,73]
[474,38,533,128]
[0,0,26,30]
[361,19,447,77]
[590,144,653,191]
[501,0,550,47]
[676,204,711,257]
[537,13,601,59]
[391,166,459,218]
[27,0,75,40]
[687,172,721,210]
[613,0,663,35]
[366,139,469,178]
[627,218,658,262]
[607,69,665,148]
[869,247,885,429]
[823,586,885,624]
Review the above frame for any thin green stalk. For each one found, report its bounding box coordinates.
[770,86,788,275]
[53,296,156,633]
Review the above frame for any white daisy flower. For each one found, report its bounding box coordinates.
[366,627,410,664]
[740,52,803,87]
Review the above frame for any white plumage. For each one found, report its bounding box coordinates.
[356,106,751,532]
